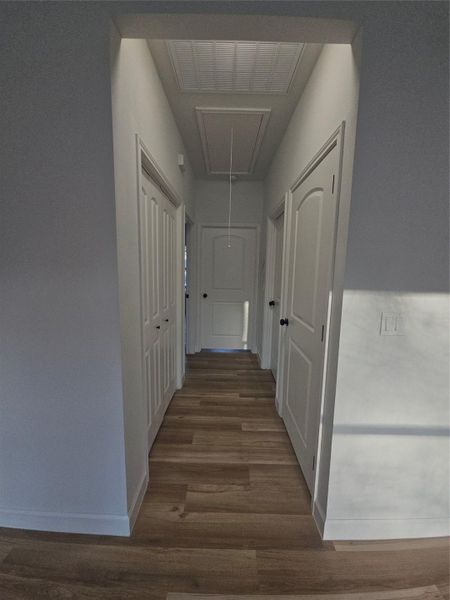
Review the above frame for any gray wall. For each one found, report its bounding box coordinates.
[0,4,128,533]
[264,1,449,538]
[325,1,449,539]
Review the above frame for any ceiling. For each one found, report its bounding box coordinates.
[148,39,323,180]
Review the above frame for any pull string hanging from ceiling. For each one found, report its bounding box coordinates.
[227,127,234,248]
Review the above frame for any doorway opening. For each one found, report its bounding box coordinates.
[111,13,361,538]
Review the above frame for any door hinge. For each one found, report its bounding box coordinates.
[312,455,316,471]
[321,324,325,342]
[332,174,335,193]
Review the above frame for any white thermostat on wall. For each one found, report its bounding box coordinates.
[177,153,185,172]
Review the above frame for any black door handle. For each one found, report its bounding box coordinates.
[269,300,275,306]
[280,318,289,326]
[165,318,169,322]
[156,325,161,329]
[203,293,208,298]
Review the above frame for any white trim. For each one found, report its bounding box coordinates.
[274,193,291,417]
[195,222,261,353]
[175,202,185,390]
[185,218,198,355]
[323,517,450,541]
[128,469,148,534]
[313,500,326,537]
[137,136,182,208]
[261,196,287,372]
[195,107,271,175]
[0,507,130,537]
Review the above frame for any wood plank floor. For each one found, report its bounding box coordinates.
[0,351,448,599]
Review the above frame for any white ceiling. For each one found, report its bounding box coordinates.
[148,39,323,180]
[196,107,271,175]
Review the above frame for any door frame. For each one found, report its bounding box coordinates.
[135,135,185,418]
[194,222,261,353]
[261,197,288,408]
[276,124,347,529]
[184,214,196,358]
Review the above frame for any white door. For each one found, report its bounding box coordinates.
[281,143,339,493]
[270,212,285,379]
[160,197,177,408]
[140,170,177,449]
[200,226,257,350]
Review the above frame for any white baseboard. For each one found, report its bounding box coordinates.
[0,506,130,536]
[313,501,326,537]
[128,469,149,534]
[323,517,450,540]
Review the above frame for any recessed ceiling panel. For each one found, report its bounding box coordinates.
[168,40,304,94]
[196,107,271,175]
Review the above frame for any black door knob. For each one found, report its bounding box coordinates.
[203,293,208,298]
[156,325,161,329]
[165,318,169,322]
[269,300,275,306]
[280,318,289,326]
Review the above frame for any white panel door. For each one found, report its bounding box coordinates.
[270,212,285,379]
[161,195,177,408]
[200,226,257,349]
[281,143,339,493]
[140,170,177,448]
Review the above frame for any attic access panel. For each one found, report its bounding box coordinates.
[168,40,304,94]
[196,107,271,175]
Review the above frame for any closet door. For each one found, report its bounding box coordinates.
[140,171,178,449]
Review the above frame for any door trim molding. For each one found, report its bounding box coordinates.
[195,222,261,354]
[276,123,347,512]
[261,197,287,410]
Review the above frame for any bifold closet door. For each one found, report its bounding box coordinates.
[140,170,177,448]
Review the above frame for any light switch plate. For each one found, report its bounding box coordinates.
[380,312,404,336]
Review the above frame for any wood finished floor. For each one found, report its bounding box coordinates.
[0,351,448,599]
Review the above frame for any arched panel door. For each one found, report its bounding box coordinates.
[281,142,340,493]
[200,226,257,350]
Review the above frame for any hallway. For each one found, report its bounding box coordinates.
[0,352,447,599]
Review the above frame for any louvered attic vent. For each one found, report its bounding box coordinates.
[167,40,304,94]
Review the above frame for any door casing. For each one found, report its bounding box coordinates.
[194,223,261,353]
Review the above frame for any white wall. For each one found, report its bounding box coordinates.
[265,7,449,539]
[195,179,264,224]
[110,32,195,512]
[0,5,128,534]
[324,5,449,539]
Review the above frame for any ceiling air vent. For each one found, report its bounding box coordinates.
[167,40,304,94]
